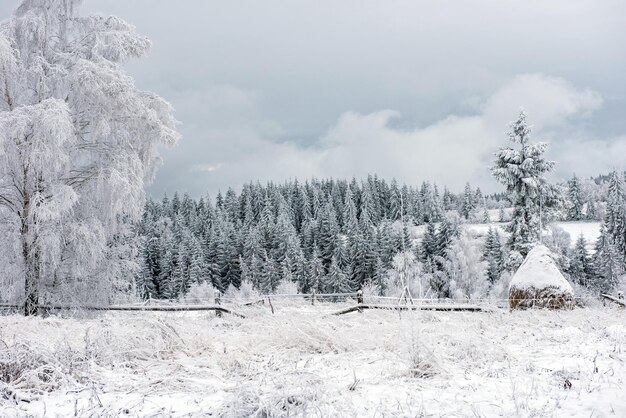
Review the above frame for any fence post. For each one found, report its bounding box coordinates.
[311,290,316,306]
[215,290,222,318]
[357,290,363,313]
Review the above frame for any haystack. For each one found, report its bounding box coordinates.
[509,245,575,310]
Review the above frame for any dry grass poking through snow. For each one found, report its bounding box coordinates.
[0,304,625,417]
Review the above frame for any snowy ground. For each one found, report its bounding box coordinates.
[552,221,602,248]
[1,303,625,417]
[464,221,601,250]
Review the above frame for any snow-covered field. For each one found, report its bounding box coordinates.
[464,221,602,250]
[1,304,625,417]
[552,221,603,248]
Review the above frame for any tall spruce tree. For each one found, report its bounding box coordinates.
[461,182,475,219]
[568,234,592,287]
[483,226,505,284]
[324,256,352,294]
[566,174,585,221]
[603,170,626,258]
[592,225,623,293]
[491,110,556,267]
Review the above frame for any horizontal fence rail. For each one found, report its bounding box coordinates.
[1,293,623,318]
[331,304,488,316]
[0,303,246,318]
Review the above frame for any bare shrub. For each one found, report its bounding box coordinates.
[407,340,438,379]
[217,377,327,418]
[0,343,71,396]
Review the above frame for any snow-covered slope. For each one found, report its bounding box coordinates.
[464,223,507,238]
[552,221,602,248]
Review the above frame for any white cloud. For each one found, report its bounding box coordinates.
[481,73,603,130]
[315,111,490,189]
[307,73,606,191]
[59,0,626,196]
[152,73,612,195]
[553,135,626,180]
[190,163,221,173]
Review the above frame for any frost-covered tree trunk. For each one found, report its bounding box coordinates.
[0,1,179,314]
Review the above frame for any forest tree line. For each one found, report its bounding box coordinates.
[136,170,622,302]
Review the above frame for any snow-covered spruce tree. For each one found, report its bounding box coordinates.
[317,200,340,269]
[491,110,556,269]
[586,199,598,221]
[420,182,443,224]
[602,170,626,259]
[483,226,505,284]
[308,247,326,293]
[592,225,623,293]
[498,203,506,222]
[323,256,351,294]
[0,1,178,314]
[480,204,490,224]
[419,221,438,263]
[371,256,388,296]
[566,174,585,221]
[460,182,475,219]
[568,234,593,287]
[442,187,455,212]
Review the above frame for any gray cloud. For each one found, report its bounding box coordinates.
[2,0,625,196]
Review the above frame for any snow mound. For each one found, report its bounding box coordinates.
[509,245,575,309]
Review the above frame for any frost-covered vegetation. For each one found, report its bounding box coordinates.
[1,1,623,314]
[0,1,625,417]
[0,0,179,314]
[1,306,625,417]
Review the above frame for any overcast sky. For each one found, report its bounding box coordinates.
[2,1,626,197]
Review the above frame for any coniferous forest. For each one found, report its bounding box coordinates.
[137,169,622,302]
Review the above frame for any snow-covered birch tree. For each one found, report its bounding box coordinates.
[0,0,179,314]
[443,231,488,301]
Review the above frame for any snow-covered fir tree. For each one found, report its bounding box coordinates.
[324,256,352,294]
[483,226,505,284]
[461,182,476,219]
[566,174,585,221]
[491,110,556,268]
[602,170,626,259]
[592,225,623,293]
[568,234,593,287]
